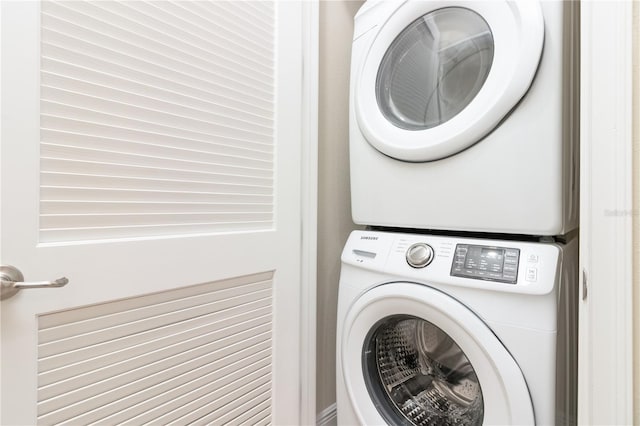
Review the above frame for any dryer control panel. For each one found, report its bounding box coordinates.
[450,244,520,284]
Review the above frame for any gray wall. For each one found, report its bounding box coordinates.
[317,0,364,415]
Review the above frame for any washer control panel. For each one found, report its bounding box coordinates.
[450,244,520,284]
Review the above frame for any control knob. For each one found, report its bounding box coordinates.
[406,243,434,268]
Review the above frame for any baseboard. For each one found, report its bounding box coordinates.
[317,403,337,426]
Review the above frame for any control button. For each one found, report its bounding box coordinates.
[526,267,538,282]
[406,243,434,268]
[527,254,539,263]
[503,265,517,273]
[505,250,519,257]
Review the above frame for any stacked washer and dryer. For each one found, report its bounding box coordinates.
[336,1,579,425]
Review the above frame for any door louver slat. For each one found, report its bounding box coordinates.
[37,272,274,425]
[40,0,275,243]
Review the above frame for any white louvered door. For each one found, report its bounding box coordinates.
[1,1,304,425]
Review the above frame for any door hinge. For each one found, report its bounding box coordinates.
[582,269,588,300]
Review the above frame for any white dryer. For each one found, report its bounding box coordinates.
[337,230,578,425]
[349,1,579,235]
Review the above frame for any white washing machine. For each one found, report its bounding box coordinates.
[336,230,578,425]
[349,0,579,235]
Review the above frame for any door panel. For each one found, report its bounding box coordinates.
[1,1,303,424]
[39,0,275,243]
[37,272,272,424]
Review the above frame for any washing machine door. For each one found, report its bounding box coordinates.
[355,1,544,162]
[341,282,535,425]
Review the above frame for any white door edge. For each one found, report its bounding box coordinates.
[579,1,634,424]
[300,1,320,424]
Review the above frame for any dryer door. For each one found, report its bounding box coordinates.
[341,282,535,425]
[355,1,544,162]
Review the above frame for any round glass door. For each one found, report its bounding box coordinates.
[376,8,494,131]
[363,315,483,426]
[354,1,544,162]
[341,282,535,425]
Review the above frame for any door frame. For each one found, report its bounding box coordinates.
[300,1,319,425]
[578,1,634,424]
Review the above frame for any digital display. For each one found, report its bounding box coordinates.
[464,246,505,272]
[451,244,519,284]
